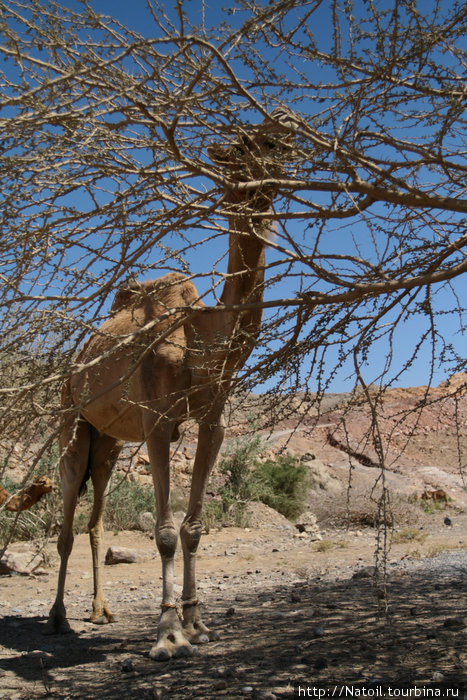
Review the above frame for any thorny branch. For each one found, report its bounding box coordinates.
[0,0,465,542]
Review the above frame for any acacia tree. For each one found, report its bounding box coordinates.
[0,0,465,509]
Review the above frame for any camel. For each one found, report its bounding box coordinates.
[0,475,53,512]
[45,108,297,659]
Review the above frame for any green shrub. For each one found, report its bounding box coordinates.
[104,477,156,532]
[214,434,309,523]
[218,433,264,506]
[419,498,444,514]
[74,476,157,535]
[252,454,309,520]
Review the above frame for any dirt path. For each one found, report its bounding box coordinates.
[1,512,466,699]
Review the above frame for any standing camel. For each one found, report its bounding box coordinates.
[45,108,296,659]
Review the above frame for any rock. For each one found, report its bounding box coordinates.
[135,452,150,466]
[443,617,465,629]
[138,511,156,532]
[104,547,138,565]
[173,510,186,530]
[120,658,135,672]
[242,687,254,694]
[24,650,53,659]
[213,680,228,691]
[225,607,235,617]
[431,672,444,682]
[352,566,376,579]
[216,666,232,678]
[0,550,44,575]
[313,625,324,637]
[302,458,341,493]
[314,656,328,670]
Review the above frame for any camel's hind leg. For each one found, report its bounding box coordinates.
[87,429,123,624]
[45,416,91,634]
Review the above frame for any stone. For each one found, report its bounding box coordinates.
[104,547,138,565]
[0,550,44,576]
[120,658,135,672]
[173,510,186,530]
[352,566,376,579]
[138,511,156,532]
[213,680,228,691]
[443,617,465,629]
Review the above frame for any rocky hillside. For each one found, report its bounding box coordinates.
[112,374,466,518]
[2,374,465,516]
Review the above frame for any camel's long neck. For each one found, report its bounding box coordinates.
[219,213,267,340]
[220,214,266,306]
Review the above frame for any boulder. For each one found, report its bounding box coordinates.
[104,546,138,565]
[0,549,44,575]
[302,457,341,493]
[138,511,156,533]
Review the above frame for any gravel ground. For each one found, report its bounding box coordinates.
[0,520,465,699]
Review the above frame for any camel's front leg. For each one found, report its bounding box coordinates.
[180,417,224,644]
[144,419,193,661]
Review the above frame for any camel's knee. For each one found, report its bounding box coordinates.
[57,529,74,559]
[180,519,203,554]
[156,523,178,558]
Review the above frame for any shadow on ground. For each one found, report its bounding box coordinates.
[0,563,465,699]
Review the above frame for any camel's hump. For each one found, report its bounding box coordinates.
[110,272,200,313]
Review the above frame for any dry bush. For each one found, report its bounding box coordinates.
[310,488,421,530]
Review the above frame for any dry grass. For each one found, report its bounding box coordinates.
[310,487,421,530]
[392,526,428,544]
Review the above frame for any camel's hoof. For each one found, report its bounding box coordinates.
[149,641,194,662]
[149,646,171,662]
[191,630,219,644]
[174,642,194,658]
[43,616,72,636]
[149,633,194,661]
[183,621,219,644]
[90,611,115,625]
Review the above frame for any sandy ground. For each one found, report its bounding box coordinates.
[0,509,466,699]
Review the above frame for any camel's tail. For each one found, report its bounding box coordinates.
[79,459,91,498]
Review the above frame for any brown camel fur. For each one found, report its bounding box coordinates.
[0,476,53,512]
[45,109,296,659]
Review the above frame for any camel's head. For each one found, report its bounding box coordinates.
[208,107,299,209]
